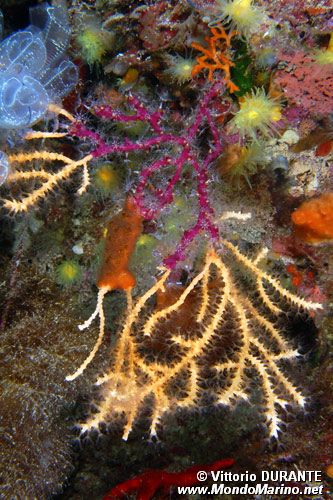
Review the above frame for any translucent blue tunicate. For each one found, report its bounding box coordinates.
[0,3,78,129]
[0,10,3,41]
[0,150,9,185]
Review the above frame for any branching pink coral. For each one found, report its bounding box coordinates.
[70,85,224,269]
[274,50,333,116]
[5,86,224,269]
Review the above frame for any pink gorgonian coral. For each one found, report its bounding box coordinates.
[273,50,333,116]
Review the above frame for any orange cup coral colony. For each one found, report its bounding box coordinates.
[291,192,333,244]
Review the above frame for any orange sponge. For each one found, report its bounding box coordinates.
[97,197,143,290]
[291,192,333,244]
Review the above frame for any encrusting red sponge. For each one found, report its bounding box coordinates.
[103,458,235,500]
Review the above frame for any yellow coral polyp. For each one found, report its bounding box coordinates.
[120,68,139,86]
[77,28,108,67]
[314,34,333,65]
[231,88,282,139]
[247,110,259,120]
[94,163,119,193]
[231,0,251,17]
[315,51,333,65]
[56,260,82,286]
[164,55,196,84]
[214,0,264,37]
[270,106,282,122]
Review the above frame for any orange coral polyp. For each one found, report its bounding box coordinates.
[291,192,333,244]
[97,197,143,290]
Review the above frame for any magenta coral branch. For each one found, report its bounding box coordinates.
[94,94,163,133]
[69,83,225,268]
[134,156,173,219]
[163,153,219,269]
[91,135,187,158]
[203,109,223,154]
[70,121,107,147]
[187,83,222,139]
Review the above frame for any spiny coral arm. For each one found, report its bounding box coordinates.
[77,162,90,195]
[25,131,68,139]
[248,341,304,439]
[66,287,108,381]
[8,151,74,165]
[215,294,250,405]
[148,390,170,439]
[47,104,76,122]
[3,153,93,212]
[260,266,322,311]
[177,362,200,407]
[155,251,231,386]
[256,278,281,314]
[244,297,289,350]
[247,353,283,438]
[98,268,171,384]
[144,260,210,336]
[223,240,323,311]
[251,338,305,406]
[7,170,50,181]
[196,262,210,322]
[96,253,231,439]
[24,106,74,139]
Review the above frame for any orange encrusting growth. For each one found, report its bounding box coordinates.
[97,197,143,290]
[191,26,239,93]
[291,192,333,244]
[65,197,143,382]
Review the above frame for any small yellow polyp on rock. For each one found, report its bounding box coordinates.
[231,88,282,139]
